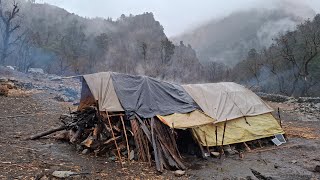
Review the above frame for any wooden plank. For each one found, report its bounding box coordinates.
[135,115,151,142]
[151,118,162,172]
[156,137,164,172]
[159,142,178,169]
[153,119,186,170]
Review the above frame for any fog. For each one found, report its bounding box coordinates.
[37,0,320,37]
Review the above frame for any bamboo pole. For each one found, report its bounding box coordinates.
[120,115,130,162]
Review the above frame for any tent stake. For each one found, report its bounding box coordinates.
[120,115,130,163]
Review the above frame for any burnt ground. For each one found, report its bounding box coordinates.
[0,89,320,179]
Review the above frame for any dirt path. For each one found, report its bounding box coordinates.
[0,92,171,179]
[0,91,319,179]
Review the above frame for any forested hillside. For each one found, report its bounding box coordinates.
[175,7,314,66]
[232,15,320,97]
[0,0,202,82]
[1,0,320,97]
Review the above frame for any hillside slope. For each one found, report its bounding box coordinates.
[174,7,315,66]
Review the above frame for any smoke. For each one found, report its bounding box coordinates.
[256,0,316,47]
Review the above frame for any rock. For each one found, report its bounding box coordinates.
[6,66,14,70]
[0,77,8,83]
[274,164,279,169]
[28,68,44,74]
[315,103,320,109]
[211,151,220,157]
[174,170,185,177]
[129,150,135,160]
[223,145,237,155]
[52,171,77,178]
[82,149,89,155]
[54,94,72,102]
[298,97,320,104]
[48,75,62,81]
[315,165,320,173]
[291,160,297,164]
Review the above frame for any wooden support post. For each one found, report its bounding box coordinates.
[243,142,251,152]
[204,132,210,154]
[215,126,218,147]
[258,140,263,148]
[277,107,282,127]
[106,112,123,167]
[220,120,227,159]
[120,115,130,162]
[170,122,182,159]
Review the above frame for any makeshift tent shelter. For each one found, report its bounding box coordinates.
[79,72,209,172]
[159,82,284,146]
[78,72,284,171]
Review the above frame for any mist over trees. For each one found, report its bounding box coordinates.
[231,15,320,97]
[1,0,320,97]
[175,7,315,67]
[0,0,202,83]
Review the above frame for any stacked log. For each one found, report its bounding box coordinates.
[30,106,185,172]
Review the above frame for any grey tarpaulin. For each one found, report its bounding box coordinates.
[111,72,198,119]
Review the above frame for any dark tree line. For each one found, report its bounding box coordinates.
[0,0,202,83]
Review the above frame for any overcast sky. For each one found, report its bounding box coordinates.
[37,0,320,37]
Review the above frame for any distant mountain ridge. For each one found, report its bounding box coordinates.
[173,6,315,66]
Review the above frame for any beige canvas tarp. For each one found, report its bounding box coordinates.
[191,113,284,146]
[82,72,124,112]
[157,110,216,129]
[182,82,273,122]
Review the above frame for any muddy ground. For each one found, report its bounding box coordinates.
[0,87,320,179]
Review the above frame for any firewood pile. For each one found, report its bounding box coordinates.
[29,106,185,173]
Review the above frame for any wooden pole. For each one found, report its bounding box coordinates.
[220,120,227,159]
[204,132,210,155]
[28,125,66,140]
[215,126,218,147]
[120,115,130,162]
[278,107,282,127]
[106,112,123,167]
[171,122,182,159]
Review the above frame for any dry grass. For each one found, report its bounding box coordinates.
[283,124,320,139]
[8,89,40,97]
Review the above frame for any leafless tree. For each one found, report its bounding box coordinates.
[0,0,21,65]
